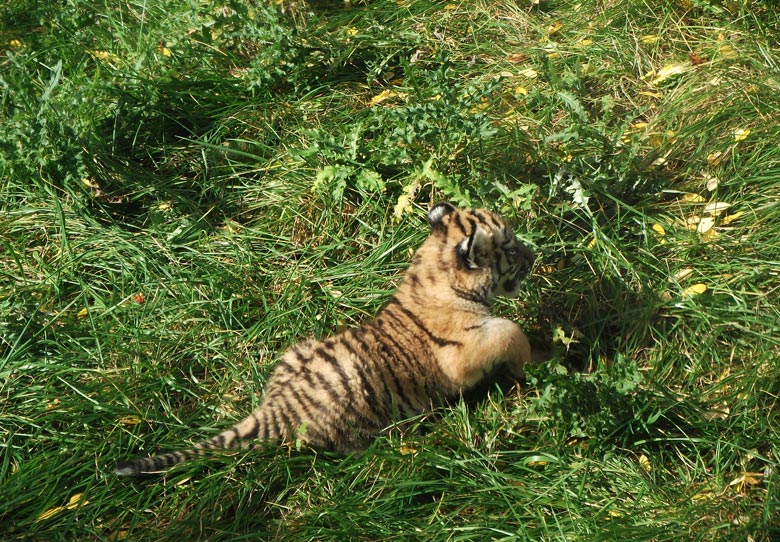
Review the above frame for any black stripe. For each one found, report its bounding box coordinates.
[385,298,462,347]
[315,345,351,393]
[339,334,388,423]
[215,427,238,448]
[256,409,269,439]
[266,401,282,438]
[466,216,478,235]
[241,413,261,441]
[290,383,325,425]
[363,323,426,414]
[307,366,342,404]
[406,271,421,287]
[375,309,429,375]
[373,352,414,415]
[451,285,490,308]
[372,322,438,402]
[452,212,469,235]
[472,210,490,227]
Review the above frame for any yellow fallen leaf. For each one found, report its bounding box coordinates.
[685,215,701,229]
[66,493,87,510]
[638,454,651,473]
[733,128,750,141]
[638,91,662,98]
[700,228,719,241]
[729,472,764,493]
[157,43,172,57]
[514,86,528,96]
[680,192,705,203]
[37,493,87,522]
[88,50,120,63]
[650,63,687,85]
[369,89,398,106]
[721,211,744,225]
[9,38,24,49]
[682,283,707,297]
[719,44,738,59]
[118,415,142,425]
[547,21,563,35]
[77,307,89,319]
[691,488,716,502]
[399,443,418,455]
[630,121,649,131]
[445,3,457,9]
[640,34,658,44]
[652,223,666,236]
[707,151,724,166]
[37,505,65,522]
[578,38,593,47]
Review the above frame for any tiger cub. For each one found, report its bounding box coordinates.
[114,202,536,476]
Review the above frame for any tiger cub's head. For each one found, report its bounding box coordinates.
[425,202,535,302]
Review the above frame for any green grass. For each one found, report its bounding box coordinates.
[1,0,779,540]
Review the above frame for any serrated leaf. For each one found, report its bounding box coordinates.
[355,170,385,193]
[393,179,421,220]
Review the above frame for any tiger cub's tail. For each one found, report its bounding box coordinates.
[113,408,265,476]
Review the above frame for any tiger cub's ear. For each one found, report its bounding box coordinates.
[456,227,491,269]
[428,202,456,230]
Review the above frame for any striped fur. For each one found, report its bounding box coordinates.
[114,202,536,476]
